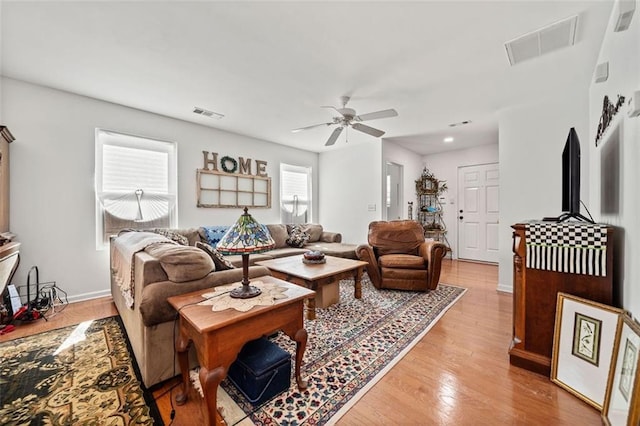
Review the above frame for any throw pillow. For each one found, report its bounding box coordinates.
[196,241,236,271]
[302,224,323,242]
[144,243,214,282]
[199,226,231,247]
[266,224,288,248]
[145,228,189,246]
[286,225,310,248]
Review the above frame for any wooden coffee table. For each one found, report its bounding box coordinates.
[256,255,368,320]
[167,276,315,426]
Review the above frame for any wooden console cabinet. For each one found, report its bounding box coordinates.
[509,222,614,376]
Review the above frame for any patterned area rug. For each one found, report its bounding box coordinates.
[210,277,466,425]
[0,316,162,425]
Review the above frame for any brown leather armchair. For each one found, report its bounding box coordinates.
[356,220,447,291]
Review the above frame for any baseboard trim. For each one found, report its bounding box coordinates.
[497,283,513,293]
[67,289,111,304]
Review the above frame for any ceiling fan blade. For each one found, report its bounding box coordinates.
[292,122,333,133]
[352,122,385,138]
[325,127,344,146]
[355,109,398,122]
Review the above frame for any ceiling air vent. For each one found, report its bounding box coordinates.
[505,15,578,66]
[614,0,636,32]
[449,120,472,127]
[193,107,224,119]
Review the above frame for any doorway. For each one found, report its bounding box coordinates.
[457,163,499,263]
[385,162,403,220]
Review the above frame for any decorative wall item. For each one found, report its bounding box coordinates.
[596,95,626,146]
[201,151,268,177]
[602,313,640,426]
[551,292,623,410]
[197,151,271,208]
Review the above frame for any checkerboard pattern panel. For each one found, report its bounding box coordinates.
[525,222,607,276]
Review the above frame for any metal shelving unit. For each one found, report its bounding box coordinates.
[415,168,451,256]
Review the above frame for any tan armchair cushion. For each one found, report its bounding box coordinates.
[378,254,426,269]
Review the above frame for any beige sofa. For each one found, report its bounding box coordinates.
[225,223,359,264]
[110,224,356,388]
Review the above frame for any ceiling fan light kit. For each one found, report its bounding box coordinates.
[293,96,398,146]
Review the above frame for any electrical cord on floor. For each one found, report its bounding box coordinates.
[229,387,290,426]
[167,290,232,424]
[153,380,181,403]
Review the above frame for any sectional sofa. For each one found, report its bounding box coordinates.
[110,223,356,387]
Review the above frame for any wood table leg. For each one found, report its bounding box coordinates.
[199,365,226,426]
[354,266,363,299]
[175,328,191,405]
[293,328,308,389]
[305,297,316,320]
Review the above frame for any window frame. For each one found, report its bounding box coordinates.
[94,128,178,249]
[279,163,312,224]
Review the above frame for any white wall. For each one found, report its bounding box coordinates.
[382,140,424,221]
[422,143,499,259]
[318,141,382,245]
[588,0,640,314]
[2,77,318,302]
[497,94,590,292]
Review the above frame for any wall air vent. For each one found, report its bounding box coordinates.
[505,15,578,66]
[193,107,224,119]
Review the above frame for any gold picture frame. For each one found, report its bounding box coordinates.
[602,313,640,425]
[551,292,623,409]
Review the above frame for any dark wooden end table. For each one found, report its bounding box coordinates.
[168,275,315,426]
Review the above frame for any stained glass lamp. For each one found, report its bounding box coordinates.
[216,207,275,298]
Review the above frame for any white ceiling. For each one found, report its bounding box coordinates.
[0,1,614,155]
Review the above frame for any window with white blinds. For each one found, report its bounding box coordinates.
[280,163,312,224]
[95,129,177,249]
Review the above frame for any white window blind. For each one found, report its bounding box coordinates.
[280,163,312,224]
[95,129,177,248]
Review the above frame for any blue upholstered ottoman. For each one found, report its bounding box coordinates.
[227,337,291,405]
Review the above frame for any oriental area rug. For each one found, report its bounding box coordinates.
[0,316,162,425]
[194,276,466,425]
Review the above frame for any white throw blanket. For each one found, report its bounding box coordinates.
[111,231,176,308]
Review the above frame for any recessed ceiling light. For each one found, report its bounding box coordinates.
[444,137,454,143]
[193,107,224,119]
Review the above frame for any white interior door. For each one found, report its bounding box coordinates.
[386,162,403,220]
[457,163,499,262]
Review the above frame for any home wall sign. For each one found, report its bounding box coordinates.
[595,95,625,147]
[197,151,271,208]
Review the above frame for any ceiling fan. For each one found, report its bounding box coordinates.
[292,96,398,146]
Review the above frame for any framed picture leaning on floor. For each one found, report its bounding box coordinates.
[601,313,640,426]
[551,292,623,410]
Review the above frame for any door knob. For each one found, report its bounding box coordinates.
[459,209,463,213]
[459,216,464,220]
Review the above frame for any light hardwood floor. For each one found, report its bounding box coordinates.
[0,260,600,425]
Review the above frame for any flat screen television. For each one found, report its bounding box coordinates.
[555,128,593,223]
